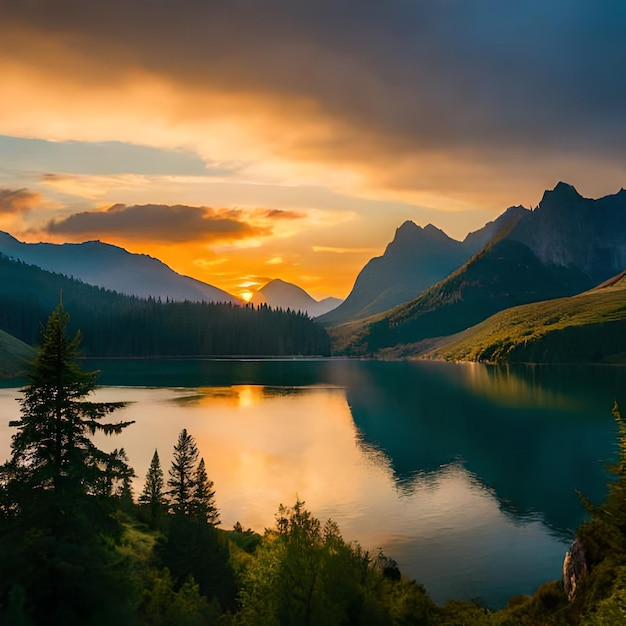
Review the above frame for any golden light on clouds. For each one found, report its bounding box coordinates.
[2,3,625,300]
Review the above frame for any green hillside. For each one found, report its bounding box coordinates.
[330,238,590,356]
[421,271,626,363]
[0,328,34,378]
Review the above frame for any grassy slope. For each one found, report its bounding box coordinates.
[329,238,591,356]
[0,328,34,378]
[420,271,626,363]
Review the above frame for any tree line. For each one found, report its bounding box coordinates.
[0,254,331,357]
[2,305,626,624]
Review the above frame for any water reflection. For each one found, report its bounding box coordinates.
[1,360,625,608]
[344,361,618,532]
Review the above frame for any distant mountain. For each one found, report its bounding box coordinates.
[0,231,239,304]
[319,207,527,326]
[331,183,626,356]
[0,254,331,359]
[0,328,34,378]
[421,270,626,364]
[251,279,342,317]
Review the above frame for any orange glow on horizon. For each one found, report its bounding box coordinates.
[240,290,253,302]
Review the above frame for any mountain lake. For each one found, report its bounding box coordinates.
[1,358,625,608]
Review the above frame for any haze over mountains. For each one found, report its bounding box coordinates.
[329,183,626,357]
[1,181,624,365]
[251,279,342,317]
[0,232,345,316]
[319,205,527,325]
[0,231,240,305]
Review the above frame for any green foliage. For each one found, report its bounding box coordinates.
[157,514,236,609]
[581,567,626,625]
[139,449,168,523]
[168,428,199,516]
[0,253,331,359]
[332,239,590,356]
[138,568,221,626]
[423,285,626,364]
[550,403,626,624]
[0,304,139,624]
[192,457,220,525]
[237,500,438,626]
[3,304,134,502]
[577,403,626,562]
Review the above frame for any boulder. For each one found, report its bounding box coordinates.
[563,537,588,601]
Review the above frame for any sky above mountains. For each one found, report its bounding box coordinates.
[0,1,625,299]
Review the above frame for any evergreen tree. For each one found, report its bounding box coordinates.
[168,429,198,516]
[579,401,626,560]
[191,457,220,525]
[0,304,138,624]
[139,449,167,521]
[2,303,134,505]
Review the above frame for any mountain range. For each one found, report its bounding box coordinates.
[0,231,240,304]
[0,253,331,358]
[1,181,624,365]
[319,205,527,325]
[0,232,342,315]
[329,183,626,357]
[251,279,342,317]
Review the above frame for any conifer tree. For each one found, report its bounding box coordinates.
[139,449,167,521]
[579,401,626,559]
[0,303,137,624]
[168,429,198,515]
[2,303,134,506]
[191,457,220,525]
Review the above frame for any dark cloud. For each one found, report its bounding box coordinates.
[0,188,41,214]
[45,203,267,242]
[264,209,304,220]
[1,2,626,189]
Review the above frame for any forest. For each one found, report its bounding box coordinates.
[0,254,331,357]
[1,305,626,624]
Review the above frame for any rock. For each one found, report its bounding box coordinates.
[563,537,588,601]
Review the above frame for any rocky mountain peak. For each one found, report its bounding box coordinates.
[538,182,583,210]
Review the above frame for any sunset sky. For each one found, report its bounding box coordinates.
[0,2,625,300]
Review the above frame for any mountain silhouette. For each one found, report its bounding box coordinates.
[0,231,239,304]
[251,278,342,317]
[334,183,626,355]
[320,207,527,325]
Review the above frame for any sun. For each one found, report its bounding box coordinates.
[240,290,253,302]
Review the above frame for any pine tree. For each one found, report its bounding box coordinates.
[2,303,134,505]
[579,401,626,560]
[191,457,220,525]
[168,429,199,515]
[139,449,167,521]
[0,303,138,624]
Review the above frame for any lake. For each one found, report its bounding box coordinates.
[1,358,624,608]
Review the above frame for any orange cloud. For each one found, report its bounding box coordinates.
[3,2,624,216]
[0,188,42,214]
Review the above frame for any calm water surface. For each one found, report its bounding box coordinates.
[1,359,625,608]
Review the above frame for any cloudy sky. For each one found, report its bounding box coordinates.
[0,1,624,300]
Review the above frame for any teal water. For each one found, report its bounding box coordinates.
[1,359,624,608]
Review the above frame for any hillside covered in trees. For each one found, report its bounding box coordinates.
[2,305,626,624]
[421,273,626,363]
[0,254,330,357]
